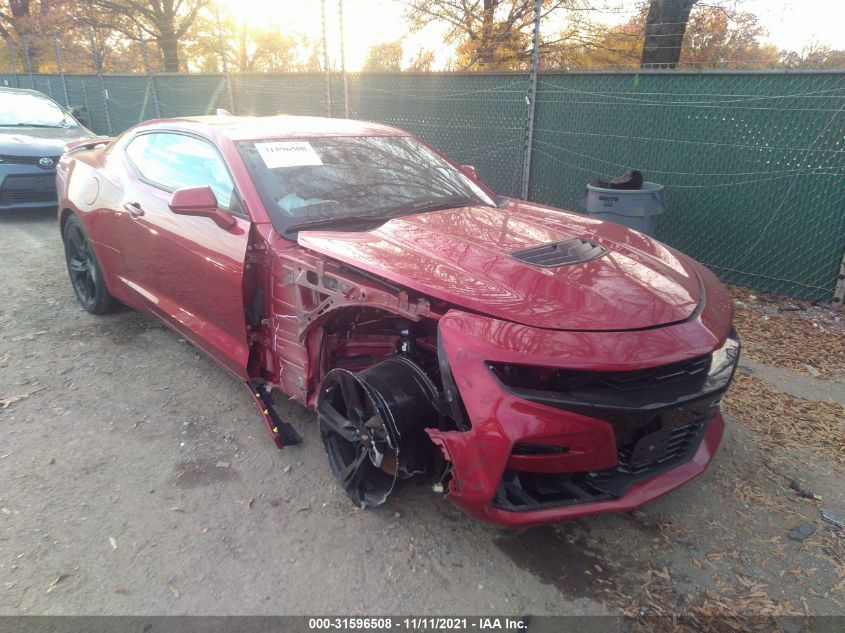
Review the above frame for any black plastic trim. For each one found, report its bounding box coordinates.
[511,238,608,268]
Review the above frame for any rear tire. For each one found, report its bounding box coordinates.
[62,214,116,315]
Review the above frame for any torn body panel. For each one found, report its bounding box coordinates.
[253,225,436,409]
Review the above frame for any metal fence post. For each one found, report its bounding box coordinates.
[53,35,70,107]
[520,0,542,201]
[22,34,34,89]
[321,0,332,117]
[87,26,113,135]
[338,0,349,118]
[5,38,12,73]
[7,39,20,87]
[216,6,236,112]
[835,251,845,306]
[81,80,91,116]
[9,40,21,88]
[96,72,113,135]
[139,36,162,118]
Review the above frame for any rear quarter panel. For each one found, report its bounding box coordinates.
[58,147,132,304]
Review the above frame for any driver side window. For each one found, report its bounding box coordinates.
[125,132,238,212]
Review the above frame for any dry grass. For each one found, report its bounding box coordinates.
[729,287,845,379]
[723,371,845,466]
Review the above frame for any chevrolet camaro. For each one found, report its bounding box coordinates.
[57,115,739,527]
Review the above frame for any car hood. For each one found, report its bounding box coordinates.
[0,126,94,157]
[297,201,703,331]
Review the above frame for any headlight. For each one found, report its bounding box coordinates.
[488,328,740,412]
[704,328,741,394]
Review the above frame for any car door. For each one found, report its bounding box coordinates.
[115,131,252,379]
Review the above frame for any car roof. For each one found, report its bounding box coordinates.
[142,115,407,141]
[0,87,52,98]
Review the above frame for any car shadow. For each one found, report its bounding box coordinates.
[0,207,57,224]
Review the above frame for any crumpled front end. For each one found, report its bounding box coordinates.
[428,294,739,527]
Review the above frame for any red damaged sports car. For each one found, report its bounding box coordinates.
[57,116,739,527]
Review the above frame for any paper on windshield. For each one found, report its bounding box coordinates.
[255,141,323,168]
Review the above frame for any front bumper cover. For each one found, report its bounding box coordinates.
[427,307,737,527]
[0,164,58,210]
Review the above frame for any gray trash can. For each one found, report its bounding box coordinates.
[580,181,666,236]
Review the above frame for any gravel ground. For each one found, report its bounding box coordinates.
[1,208,843,620]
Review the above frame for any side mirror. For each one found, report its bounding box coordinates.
[460,164,479,180]
[68,105,89,128]
[169,186,236,230]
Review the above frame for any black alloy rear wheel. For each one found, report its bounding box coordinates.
[63,215,116,315]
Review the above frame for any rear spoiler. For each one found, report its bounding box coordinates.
[64,136,113,154]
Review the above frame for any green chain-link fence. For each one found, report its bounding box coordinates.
[3,70,843,302]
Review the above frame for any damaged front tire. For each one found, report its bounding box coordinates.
[318,356,439,508]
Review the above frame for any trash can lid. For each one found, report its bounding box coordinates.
[586,181,664,194]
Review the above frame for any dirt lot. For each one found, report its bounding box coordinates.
[1,208,844,623]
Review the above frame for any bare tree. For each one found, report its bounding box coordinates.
[404,0,585,70]
[0,0,59,71]
[83,0,209,71]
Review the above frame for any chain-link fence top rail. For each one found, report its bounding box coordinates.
[2,70,843,302]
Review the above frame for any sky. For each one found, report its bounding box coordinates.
[742,0,845,53]
[220,0,845,71]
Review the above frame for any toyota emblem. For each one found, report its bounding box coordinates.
[38,157,55,169]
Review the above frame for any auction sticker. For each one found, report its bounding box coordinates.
[256,141,323,168]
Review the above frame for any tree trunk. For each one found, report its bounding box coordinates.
[8,0,42,71]
[478,0,497,68]
[158,26,180,72]
[640,0,698,68]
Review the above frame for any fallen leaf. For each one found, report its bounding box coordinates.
[46,572,72,593]
[654,567,671,580]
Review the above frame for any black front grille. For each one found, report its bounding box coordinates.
[574,356,710,393]
[492,416,711,511]
[601,396,716,454]
[0,174,57,204]
[511,238,607,268]
[612,418,706,476]
[489,354,714,413]
[0,154,60,166]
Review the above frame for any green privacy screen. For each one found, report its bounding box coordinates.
[3,70,842,301]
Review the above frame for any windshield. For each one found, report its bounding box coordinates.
[0,92,78,128]
[236,135,495,236]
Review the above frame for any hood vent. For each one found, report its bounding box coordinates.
[511,237,608,268]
